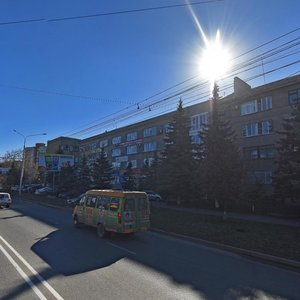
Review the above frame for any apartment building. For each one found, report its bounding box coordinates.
[23,143,46,183]
[221,75,300,187]
[46,137,80,163]
[46,75,300,187]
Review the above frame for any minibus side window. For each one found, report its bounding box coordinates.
[98,196,110,210]
[79,196,86,206]
[109,197,120,212]
[86,196,97,208]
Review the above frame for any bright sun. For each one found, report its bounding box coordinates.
[199,30,232,85]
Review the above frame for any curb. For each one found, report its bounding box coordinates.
[150,228,300,271]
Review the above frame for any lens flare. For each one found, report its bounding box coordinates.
[199,30,232,84]
[186,1,232,87]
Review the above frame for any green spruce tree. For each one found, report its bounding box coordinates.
[57,164,77,195]
[159,99,195,204]
[92,148,113,189]
[123,162,136,190]
[139,153,160,191]
[198,83,243,215]
[76,156,92,194]
[273,104,300,202]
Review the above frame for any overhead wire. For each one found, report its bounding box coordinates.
[63,28,300,137]
[0,0,222,26]
[67,34,300,137]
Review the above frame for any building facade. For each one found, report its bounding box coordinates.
[46,75,300,188]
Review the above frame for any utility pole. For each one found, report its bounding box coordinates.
[13,130,47,195]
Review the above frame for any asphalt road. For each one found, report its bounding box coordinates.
[0,199,300,300]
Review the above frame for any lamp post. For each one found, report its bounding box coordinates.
[13,130,47,195]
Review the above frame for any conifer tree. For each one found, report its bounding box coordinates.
[123,162,136,190]
[76,156,92,193]
[92,148,113,189]
[273,104,300,202]
[159,99,195,203]
[139,153,161,191]
[57,164,77,195]
[198,83,243,214]
[4,162,21,189]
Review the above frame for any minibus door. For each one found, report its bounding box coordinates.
[123,197,136,231]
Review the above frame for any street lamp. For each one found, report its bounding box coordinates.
[13,130,47,195]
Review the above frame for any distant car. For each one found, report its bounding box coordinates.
[0,192,12,208]
[67,194,84,207]
[34,187,53,195]
[144,190,162,201]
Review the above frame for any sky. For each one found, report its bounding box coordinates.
[1,0,300,156]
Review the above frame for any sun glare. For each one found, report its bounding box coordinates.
[199,30,232,85]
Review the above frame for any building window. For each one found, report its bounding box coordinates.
[144,141,157,152]
[288,89,300,105]
[243,145,276,159]
[164,124,172,133]
[191,134,201,144]
[128,160,137,168]
[242,120,272,137]
[127,145,137,154]
[99,140,108,148]
[112,148,121,157]
[243,147,259,159]
[127,132,137,141]
[259,96,272,111]
[190,112,208,131]
[143,127,157,137]
[112,136,121,145]
[112,162,121,169]
[144,157,155,166]
[259,145,277,158]
[247,171,273,185]
[241,97,272,116]
[241,100,257,115]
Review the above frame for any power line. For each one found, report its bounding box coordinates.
[0,1,222,26]
[67,54,300,137]
[0,84,134,105]
[0,18,45,26]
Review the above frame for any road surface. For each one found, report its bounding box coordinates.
[0,199,299,299]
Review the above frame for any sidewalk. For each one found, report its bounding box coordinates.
[152,203,300,227]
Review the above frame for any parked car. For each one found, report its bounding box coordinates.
[144,190,162,201]
[0,192,12,208]
[34,187,53,195]
[27,184,43,193]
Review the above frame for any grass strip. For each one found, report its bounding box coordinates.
[150,206,300,261]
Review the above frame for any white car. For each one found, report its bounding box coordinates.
[34,187,52,195]
[144,190,162,201]
[0,193,12,208]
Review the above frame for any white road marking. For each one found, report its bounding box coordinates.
[0,235,64,300]
[106,241,136,255]
[0,244,47,300]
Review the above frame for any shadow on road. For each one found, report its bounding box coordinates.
[32,226,126,276]
[4,199,298,300]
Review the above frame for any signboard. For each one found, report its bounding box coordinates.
[38,154,74,171]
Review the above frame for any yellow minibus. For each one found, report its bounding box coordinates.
[72,190,150,237]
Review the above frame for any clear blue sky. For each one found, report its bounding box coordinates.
[1,0,300,156]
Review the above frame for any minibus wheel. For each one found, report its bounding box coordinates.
[73,216,80,228]
[97,223,107,238]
